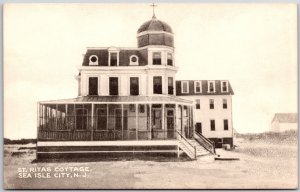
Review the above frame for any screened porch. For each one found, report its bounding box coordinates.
[37,97,193,141]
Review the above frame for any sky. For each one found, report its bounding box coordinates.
[4,3,297,139]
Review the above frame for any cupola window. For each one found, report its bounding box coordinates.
[89,55,98,66]
[153,52,161,65]
[167,53,173,66]
[168,77,174,95]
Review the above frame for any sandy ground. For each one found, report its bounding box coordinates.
[3,139,298,189]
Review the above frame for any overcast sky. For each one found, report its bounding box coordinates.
[4,3,297,139]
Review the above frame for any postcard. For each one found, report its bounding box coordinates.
[3,3,298,189]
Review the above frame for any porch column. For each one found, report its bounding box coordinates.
[37,103,40,141]
[121,104,124,140]
[162,103,165,139]
[91,103,94,141]
[136,104,138,140]
[175,104,178,139]
[149,104,152,140]
[55,104,58,130]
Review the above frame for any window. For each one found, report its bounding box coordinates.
[167,53,173,66]
[209,99,214,109]
[224,119,229,130]
[109,77,118,95]
[210,120,215,131]
[89,55,98,65]
[152,52,161,65]
[130,77,139,95]
[223,99,227,109]
[76,108,88,130]
[195,123,202,134]
[153,76,162,94]
[181,81,189,93]
[110,52,118,66]
[88,77,98,95]
[221,81,228,92]
[194,81,201,93]
[195,99,200,109]
[168,77,174,95]
[208,81,215,93]
[129,55,139,65]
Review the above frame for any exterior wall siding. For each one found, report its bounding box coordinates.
[179,95,233,139]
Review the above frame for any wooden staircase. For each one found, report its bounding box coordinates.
[176,130,215,160]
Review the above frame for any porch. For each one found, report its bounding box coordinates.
[37,96,194,142]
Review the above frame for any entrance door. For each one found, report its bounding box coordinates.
[152,109,162,129]
[166,109,175,138]
[195,122,202,134]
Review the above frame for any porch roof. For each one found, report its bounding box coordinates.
[39,95,193,105]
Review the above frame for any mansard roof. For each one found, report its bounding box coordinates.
[176,80,234,96]
[82,48,148,66]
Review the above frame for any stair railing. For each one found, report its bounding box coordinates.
[176,130,197,159]
[194,132,215,154]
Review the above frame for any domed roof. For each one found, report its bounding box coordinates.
[137,16,173,34]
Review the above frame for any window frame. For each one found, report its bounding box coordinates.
[88,76,99,96]
[181,81,189,94]
[168,77,174,95]
[109,77,119,96]
[208,81,216,93]
[221,81,229,93]
[129,77,139,96]
[153,76,162,94]
[89,55,98,66]
[152,52,162,65]
[109,51,119,66]
[224,119,229,131]
[223,99,228,109]
[194,81,202,93]
[209,99,214,109]
[195,99,200,109]
[167,53,173,66]
[210,119,215,131]
[129,55,139,66]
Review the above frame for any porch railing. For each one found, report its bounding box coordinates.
[194,132,215,154]
[176,130,197,160]
[38,129,177,141]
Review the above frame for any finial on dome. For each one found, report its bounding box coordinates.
[150,3,157,19]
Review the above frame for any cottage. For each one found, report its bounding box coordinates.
[36,10,234,159]
[270,113,298,132]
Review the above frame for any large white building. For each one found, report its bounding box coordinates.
[36,12,234,159]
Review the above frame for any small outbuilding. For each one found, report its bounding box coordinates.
[270,113,298,132]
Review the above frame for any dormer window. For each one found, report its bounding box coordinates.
[181,81,189,94]
[167,53,173,66]
[129,55,139,66]
[153,52,161,65]
[89,55,98,66]
[109,52,119,66]
[194,81,202,93]
[208,81,215,93]
[221,81,228,92]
